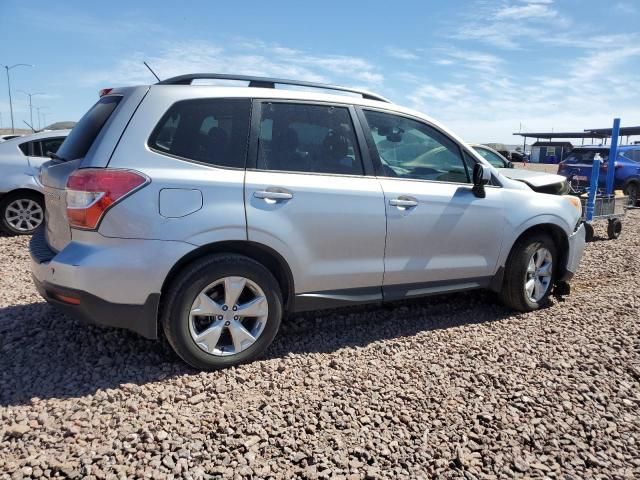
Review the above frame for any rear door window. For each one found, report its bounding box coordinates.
[149,98,251,168]
[56,96,122,161]
[256,103,363,176]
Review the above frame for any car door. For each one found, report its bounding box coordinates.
[244,101,386,308]
[357,108,505,300]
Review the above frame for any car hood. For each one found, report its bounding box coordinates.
[497,168,566,188]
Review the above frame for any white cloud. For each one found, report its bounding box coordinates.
[78,40,384,91]
[495,2,557,19]
[615,2,637,14]
[385,47,420,61]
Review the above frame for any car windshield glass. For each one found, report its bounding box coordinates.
[56,95,121,161]
[474,147,505,168]
[563,148,609,164]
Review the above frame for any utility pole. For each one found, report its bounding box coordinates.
[35,106,49,130]
[18,90,43,132]
[2,64,33,133]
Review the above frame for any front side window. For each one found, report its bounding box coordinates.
[257,103,363,176]
[474,147,507,168]
[149,98,251,168]
[363,110,469,183]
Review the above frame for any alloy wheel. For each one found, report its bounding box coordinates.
[525,247,553,303]
[4,198,43,232]
[188,276,269,356]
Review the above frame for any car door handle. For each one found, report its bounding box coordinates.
[389,198,418,208]
[254,190,293,201]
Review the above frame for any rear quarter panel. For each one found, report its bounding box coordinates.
[98,87,246,246]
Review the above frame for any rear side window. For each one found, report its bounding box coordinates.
[257,103,363,176]
[149,98,251,169]
[621,149,640,163]
[18,142,29,155]
[56,96,122,161]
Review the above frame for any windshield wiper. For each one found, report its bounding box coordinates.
[48,152,68,162]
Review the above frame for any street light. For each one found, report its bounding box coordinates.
[18,90,43,132]
[35,106,49,130]
[2,63,33,133]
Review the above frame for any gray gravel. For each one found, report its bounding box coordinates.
[1,213,639,479]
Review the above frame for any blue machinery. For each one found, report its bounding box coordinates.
[581,118,626,241]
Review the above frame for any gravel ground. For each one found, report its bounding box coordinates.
[1,213,639,479]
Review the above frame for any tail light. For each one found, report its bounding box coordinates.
[66,168,148,230]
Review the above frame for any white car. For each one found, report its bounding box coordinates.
[471,144,569,195]
[0,134,24,142]
[0,130,70,234]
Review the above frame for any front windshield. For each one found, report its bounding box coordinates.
[474,147,506,168]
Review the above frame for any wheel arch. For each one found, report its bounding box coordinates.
[507,222,570,279]
[1,187,44,202]
[160,240,295,314]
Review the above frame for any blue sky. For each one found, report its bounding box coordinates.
[2,0,639,143]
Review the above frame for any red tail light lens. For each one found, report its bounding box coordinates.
[66,168,148,230]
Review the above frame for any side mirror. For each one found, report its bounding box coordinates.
[507,161,514,168]
[472,163,491,198]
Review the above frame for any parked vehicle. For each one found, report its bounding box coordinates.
[510,151,526,163]
[557,145,640,205]
[471,144,570,195]
[31,74,585,369]
[0,134,23,142]
[0,130,70,234]
[471,144,513,168]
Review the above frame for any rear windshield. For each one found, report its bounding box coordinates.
[56,95,122,161]
[563,148,608,164]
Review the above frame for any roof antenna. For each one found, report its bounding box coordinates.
[144,61,161,82]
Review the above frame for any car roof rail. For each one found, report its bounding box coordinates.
[156,73,390,103]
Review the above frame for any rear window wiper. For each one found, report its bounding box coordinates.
[48,152,68,162]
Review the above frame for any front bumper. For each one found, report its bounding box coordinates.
[561,223,586,281]
[29,228,193,339]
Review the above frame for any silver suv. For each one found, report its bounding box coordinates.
[31,74,586,369]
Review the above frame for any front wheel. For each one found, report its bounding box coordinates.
[499,234,557,312]
[161,254,283,370]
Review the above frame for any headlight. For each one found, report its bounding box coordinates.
[562,195,582,216]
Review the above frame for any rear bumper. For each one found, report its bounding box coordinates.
[32,275,160,339]
[561,223,586,281]
[29,227,193,339]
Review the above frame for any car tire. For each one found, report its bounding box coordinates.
[623,181,639,206]
[584,223,595,243]
[161,254,283,370]
[499,233,557,312]
[0,191,45,235]
[607,218,622,240]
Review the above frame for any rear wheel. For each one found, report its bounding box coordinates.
[607,218,622,239]
[0,191,44,235]
[161,254,282,370]
[499,234,557,312]
[624,181,639,206]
